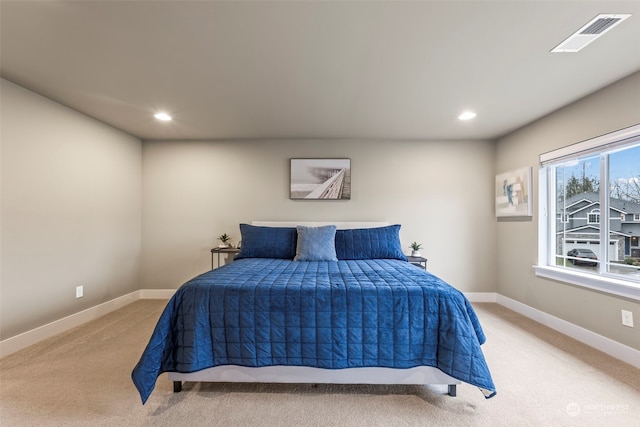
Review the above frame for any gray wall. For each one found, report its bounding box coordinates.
[141,139,497,293]
[495,71,640,350]
[0,79,142,340]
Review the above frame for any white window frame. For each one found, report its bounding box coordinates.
[635,213,640,221]
[535,124,640,301]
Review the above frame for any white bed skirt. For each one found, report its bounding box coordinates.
[167,365,460,386]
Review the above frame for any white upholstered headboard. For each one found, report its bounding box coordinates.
[252,221,389,229]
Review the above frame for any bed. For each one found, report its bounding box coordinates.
[132,222,496,404]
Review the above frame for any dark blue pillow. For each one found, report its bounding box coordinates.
[236,224,297,259]
[335,225,407,261]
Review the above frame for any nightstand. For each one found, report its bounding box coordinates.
[406,255,428,270]
[210,247,240,269]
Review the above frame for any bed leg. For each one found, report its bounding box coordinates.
[173,381,182,393]
[447,384,457,397]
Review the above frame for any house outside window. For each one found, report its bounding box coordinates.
[536,125,640,301]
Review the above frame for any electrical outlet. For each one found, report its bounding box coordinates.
[76,285,83,299]
[621,310,634,327]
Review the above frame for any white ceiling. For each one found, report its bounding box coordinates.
[1,1,639,141]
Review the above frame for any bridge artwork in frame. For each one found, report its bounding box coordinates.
[290,158,351,200]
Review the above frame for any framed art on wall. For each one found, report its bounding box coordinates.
[290,158,351,200]
[495,166,532,217]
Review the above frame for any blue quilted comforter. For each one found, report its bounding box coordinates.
[132,259,496,403]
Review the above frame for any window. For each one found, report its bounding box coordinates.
[536,124,640,301]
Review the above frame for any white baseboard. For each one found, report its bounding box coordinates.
[2,289,637,370]
[496,294,640,369]
[464,292,497,302]
[0,288,176,358]
[138,288,176,299]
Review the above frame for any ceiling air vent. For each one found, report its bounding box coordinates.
[551,13,631,53]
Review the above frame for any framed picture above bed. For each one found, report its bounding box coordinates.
[290,158,351,200]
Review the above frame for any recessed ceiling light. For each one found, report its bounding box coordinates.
[458,111,477,121]
[154,112,172,121]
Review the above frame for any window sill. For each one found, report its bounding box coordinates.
[534,265,640,302]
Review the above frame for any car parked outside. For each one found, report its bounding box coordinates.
[567,248,598,266]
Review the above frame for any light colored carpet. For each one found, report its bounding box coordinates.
[1,300,638,426]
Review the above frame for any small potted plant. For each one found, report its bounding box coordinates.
[218,233,232,248]
[409,242,423,257]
